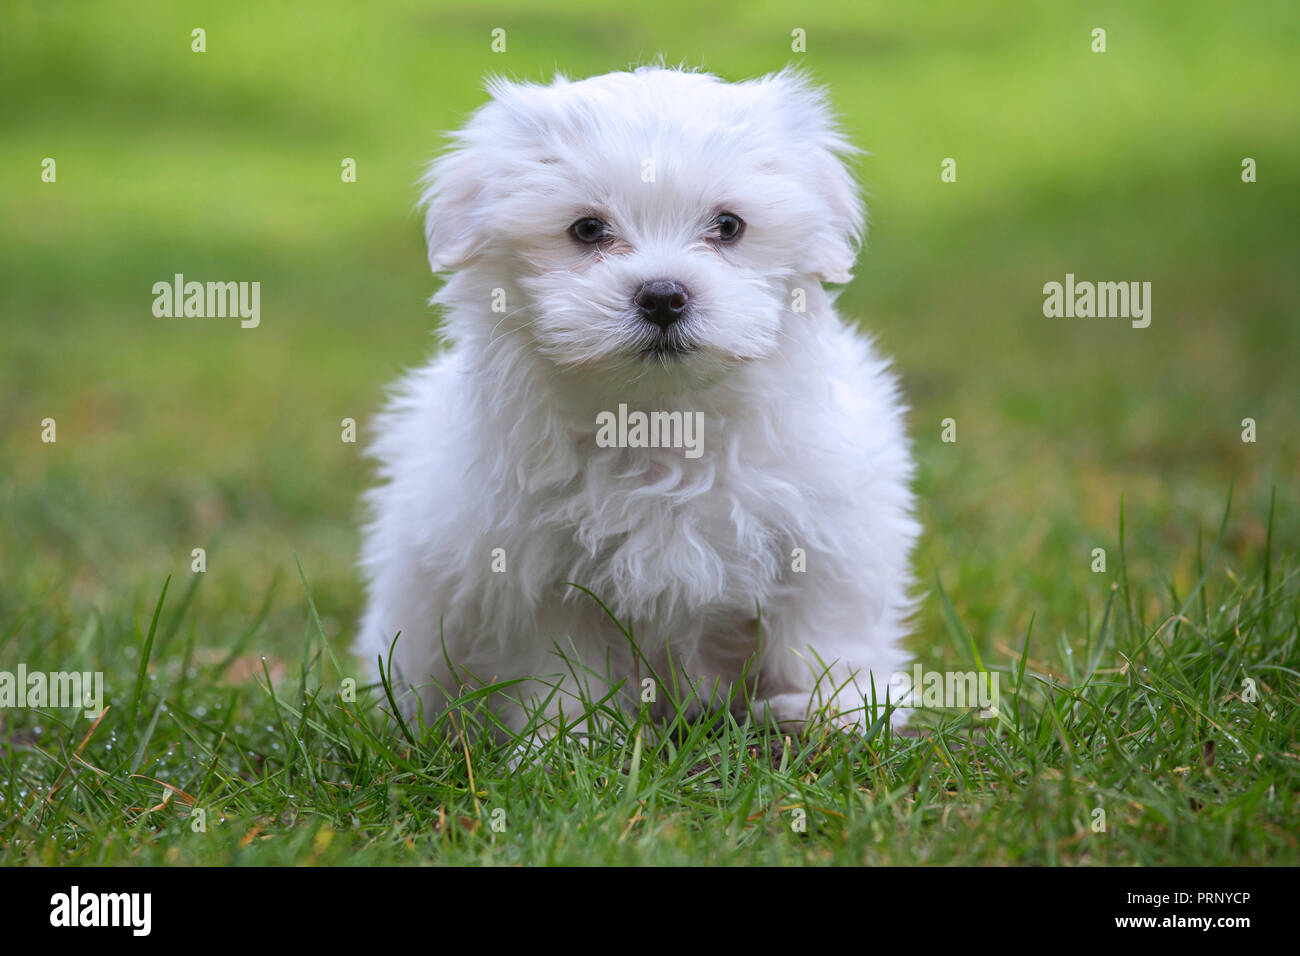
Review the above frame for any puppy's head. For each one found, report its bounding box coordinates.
[422,67,864,392]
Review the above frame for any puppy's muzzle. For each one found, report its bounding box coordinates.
[634,279,690,330]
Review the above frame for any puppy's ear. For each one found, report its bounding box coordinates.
[420,76,569,273]
[761,70,866,284]
[419,134,485,273]
[421,77,525,272]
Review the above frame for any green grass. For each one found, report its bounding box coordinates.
[2,498,1297,865]
[2,0,1298,864]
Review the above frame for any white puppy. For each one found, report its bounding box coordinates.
[358,67,918,741]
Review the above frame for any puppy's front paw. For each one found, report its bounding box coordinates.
[754,691,904,738]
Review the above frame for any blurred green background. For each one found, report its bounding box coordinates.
[2,0,1297,674]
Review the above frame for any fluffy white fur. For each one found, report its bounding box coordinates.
[358,67,919,740]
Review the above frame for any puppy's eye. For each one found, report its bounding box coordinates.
[711,212,745,243]
[569,217,610,244]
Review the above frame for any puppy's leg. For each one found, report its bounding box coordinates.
[752,603,912,737]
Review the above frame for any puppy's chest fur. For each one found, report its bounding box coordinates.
[510,434,803,624]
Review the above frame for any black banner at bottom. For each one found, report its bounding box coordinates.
[0,865,1273,941]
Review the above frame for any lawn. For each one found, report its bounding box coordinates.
[1,0,1297,865]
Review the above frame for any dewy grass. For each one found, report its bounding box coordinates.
[0,494,1295,866]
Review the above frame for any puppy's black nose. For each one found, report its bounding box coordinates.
[634,280,690,329]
